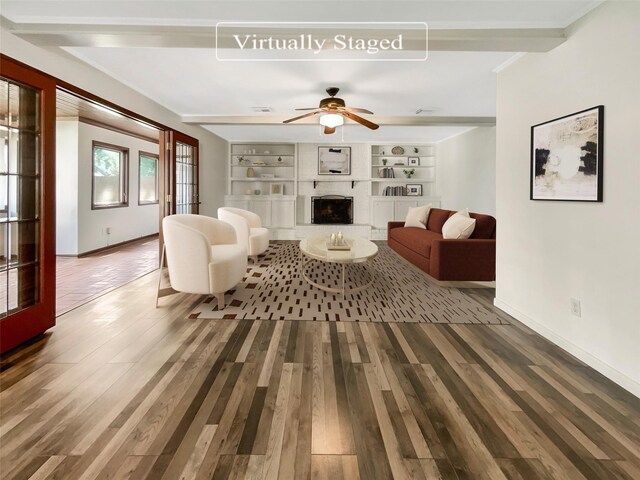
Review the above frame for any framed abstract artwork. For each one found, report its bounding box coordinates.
[531,106,604,202]
[318,146,351,175]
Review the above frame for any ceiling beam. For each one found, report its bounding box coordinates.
[182,115,496,126]
[3,18,565,52]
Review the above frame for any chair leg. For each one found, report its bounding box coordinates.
[216,293,225,310]
[156,244,166,308]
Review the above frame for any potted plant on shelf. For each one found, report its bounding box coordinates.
[403,168,416,179]
[382,158,388,166]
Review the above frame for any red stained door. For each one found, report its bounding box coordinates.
[0,56,56,353]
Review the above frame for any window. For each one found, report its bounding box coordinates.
[92,142,128,209]
[138,152,159,205]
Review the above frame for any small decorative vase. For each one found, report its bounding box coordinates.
[330,233,336,245]
[247,167,255,178]
[337,232,343,245]
[382,158,388,166]
[254,189,261,195]
[245,188,252,195]
[277,156,283,163]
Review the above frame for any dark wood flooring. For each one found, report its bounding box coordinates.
[1,273,639,479]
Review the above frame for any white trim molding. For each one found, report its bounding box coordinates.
[494,298,640,399]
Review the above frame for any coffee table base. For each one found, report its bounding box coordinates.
[300,257,375,297]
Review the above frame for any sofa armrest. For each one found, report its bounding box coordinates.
[388,221,405,231]
[430,239,496,281]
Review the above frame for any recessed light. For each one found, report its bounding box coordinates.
[415,108,434,115]
[252,107,273,113]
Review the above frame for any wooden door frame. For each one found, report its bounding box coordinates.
[170,130,199,215]
[158,130,200,258]
[0,56,56,352]
[1,55,204,344]
[0,54,204,352]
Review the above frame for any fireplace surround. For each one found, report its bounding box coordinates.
[311,196,353,224]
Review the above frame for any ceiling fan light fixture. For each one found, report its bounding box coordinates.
[319,113,344,128]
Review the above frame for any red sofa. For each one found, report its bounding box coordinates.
[387,208,496,281]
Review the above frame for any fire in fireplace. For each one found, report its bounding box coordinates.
[312,196,353,224]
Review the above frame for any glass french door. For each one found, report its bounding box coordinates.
[175,139,198,214]
[0,56,56,353]
[161,130,199,216]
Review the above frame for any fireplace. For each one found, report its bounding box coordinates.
[312,196,353,224]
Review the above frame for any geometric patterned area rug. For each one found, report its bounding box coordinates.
[190,242,508,324]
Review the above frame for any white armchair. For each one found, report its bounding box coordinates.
[159,214,247,309]
[217,207,270,263]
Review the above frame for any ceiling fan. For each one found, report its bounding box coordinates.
[283,87,379,134]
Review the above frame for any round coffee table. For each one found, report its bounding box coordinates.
[299,234,378,296]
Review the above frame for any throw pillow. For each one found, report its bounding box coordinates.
[404,204,432,229]
[442,209,476,239]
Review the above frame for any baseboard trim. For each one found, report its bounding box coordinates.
[433,280,496,289]
[494,298,640,399]
[57,233,159,258]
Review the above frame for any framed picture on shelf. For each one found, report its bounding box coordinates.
[406,184,422,196]
[318,147,351,175]
[531,105,604,202]
[270,183,284,195]
[408,157,420,166]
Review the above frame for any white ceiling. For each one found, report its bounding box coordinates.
[1,1,602,142]
[203,124,476,143]
[62,48,512,117]
[1,1,601,28]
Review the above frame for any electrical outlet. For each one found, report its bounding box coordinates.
[570,298,581,317]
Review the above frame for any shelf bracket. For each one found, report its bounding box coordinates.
[314,180,318,188]
[352,181,356,189]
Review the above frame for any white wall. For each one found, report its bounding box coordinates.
[495,1,640,396]
[56,120,161,254]
[0,29,228,219]
[77,122,160,253]
[437,127,496,216]
[55,120,79,254]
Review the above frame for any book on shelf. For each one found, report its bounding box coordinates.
[383,185,407,196]
[377,167,395,178]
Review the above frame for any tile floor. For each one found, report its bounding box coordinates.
[56,236,159,316]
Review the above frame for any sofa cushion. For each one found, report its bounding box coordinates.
[469,213,496,239]
[426,208,454,234]
[404,204,431,229]
[442,209,476,239]
[388,227,442,259]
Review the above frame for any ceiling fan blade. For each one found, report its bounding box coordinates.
[323,126,336,135]
[342,111,379,130]
[283,111,321,123]
[343,107,374,115]
[295,107,321,111]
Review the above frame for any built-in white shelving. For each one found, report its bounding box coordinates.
[226,143,297,238]
[370,144,437,198]
[224,142,441,239]
[229,143,297,197]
